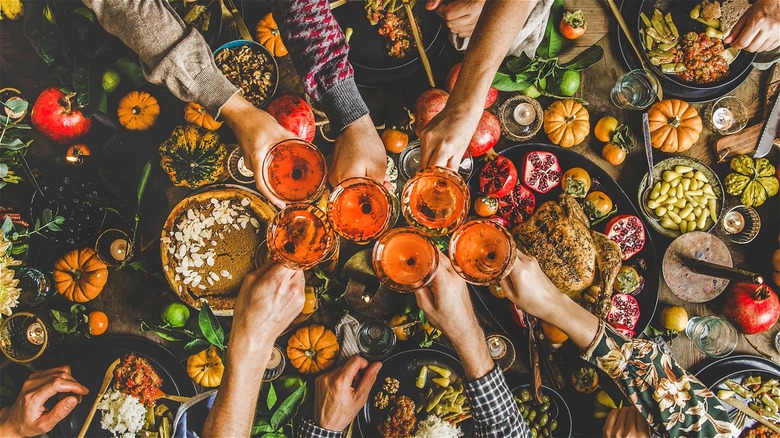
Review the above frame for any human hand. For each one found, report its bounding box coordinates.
[426,0,486,38]
[603,407,651,438]
[231,264,305,349]
[313,355,382,431]
[0,366,88,438]
[330,114,387,187]
[419,104,482,170]
[220,94,296,208]
[498,250,562,321]
[724,0,780,53]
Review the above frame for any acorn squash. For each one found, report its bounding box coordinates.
[159,124,226,189]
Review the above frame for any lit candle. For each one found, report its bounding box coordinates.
[266,346,282,369]
[65,144,91,166]
[712,107,735,131]
[722,211,745,234]
[237,156,254,177]
[513,102,536,125]
[109,238,129,262]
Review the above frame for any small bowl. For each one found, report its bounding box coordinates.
[213,40,279,108]
[637,157,724,238]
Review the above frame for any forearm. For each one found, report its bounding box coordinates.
[535,292,600,349]
[272,0,368,132]
[450,318,493,381]
[0,407,19,438]
[202,341,274,437]
[82,0,237,116]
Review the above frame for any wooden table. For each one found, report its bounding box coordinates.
[1,0,778,432]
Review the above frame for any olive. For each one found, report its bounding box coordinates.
[529,428,538,438]
[550,419,558,431]
[520,389,532,402]
[527,410,537,422]
[537,413,549,427]
[539,402,550,412]
[542,395,550,404]
[541,428,550,437]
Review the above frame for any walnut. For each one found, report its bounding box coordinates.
[215,45,276,108]
[382,377,400,395]
[373,391,390,409]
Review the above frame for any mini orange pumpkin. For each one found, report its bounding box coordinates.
[187,346,224,387]
[117,91,160,131]
[184,102,223,130]
[256,13,288,57]
[647,99,702,153]
[543,99,590,148]
[53,248,109,302]
[286,324,339,374]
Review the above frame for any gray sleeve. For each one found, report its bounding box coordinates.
[82,0,238,116]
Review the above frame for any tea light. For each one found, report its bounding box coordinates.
[237,156,254,177]
[65,144,91,166]
[109,238,129,262]
[712,107,735,131]
[722,210,745,234]
[513,102,536,125]
[263,345,286,381]
[266,346,282,369]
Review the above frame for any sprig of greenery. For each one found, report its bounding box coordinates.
[141,302,226,358]
[50,304,91,337]
[0,98,33,189]
[252,379,307,437]
[1,208,64,256]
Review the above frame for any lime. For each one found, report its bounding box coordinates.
[102,68,121,94]
[161,303,190,328]
[521,84,542,99]
[554,69,581,97]
[658,305,689,332]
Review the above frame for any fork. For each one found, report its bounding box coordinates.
[77,358,120,438]
[219,0,240,41]
[224,0,254,41]
[729,408,747,430]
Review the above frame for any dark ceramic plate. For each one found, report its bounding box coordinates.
[467,144,660,339]
[171,0,223,50]
[54,335,197,438]
[357,347,474,437]
[615,0,755,102]
[512,384,573,438]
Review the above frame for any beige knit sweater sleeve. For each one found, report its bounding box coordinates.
[82,0,238,116]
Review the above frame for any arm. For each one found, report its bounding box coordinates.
[415,253,527,437]
[272,0,386,186]
[501,251,736,438]
[426,0,486,39]
[420,0,537,169]
[723,0,780,53]
[202,265,305,437]
[0,366,89,437]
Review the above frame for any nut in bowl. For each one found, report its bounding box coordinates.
[638,157,724,238]
[214,40,278,108]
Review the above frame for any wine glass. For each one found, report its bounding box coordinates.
[372,227,438,292]
[262,139,327,204]
[449,219,516,285]
[401,166,470,237]
[327,177,396,244]
[267,204,338,270]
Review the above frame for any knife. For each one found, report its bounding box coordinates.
[527,314,566,390]
[681,257,764,284]
[755,87,780,157]
[721,397,780,433]
[402,0,436,88]
[527,318,544,404]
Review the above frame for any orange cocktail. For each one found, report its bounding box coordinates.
[402,166,469,236]
[327,177,395,243]
[372,227,438,292]
[262,139,326,203]
[449,219,516,285]
[267,204,337,270]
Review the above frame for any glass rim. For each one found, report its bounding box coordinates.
[327,176,395,243]
[261,139,327,203]
[95,228,133,267]
[449,219,517,286]
[266,203,338,270]
[0,311,47,363]
[401,166,470,237]
[372,227,439,292]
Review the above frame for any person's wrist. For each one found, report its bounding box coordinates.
[0,407,21,438]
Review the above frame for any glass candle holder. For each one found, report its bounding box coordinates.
[401,166,470,236]
[226,147,256,184]
[685,315,738,358]
[449,219,516,285]
[498,95,543,142]
[486,334,516,372]
[357,320,396,361]
[0,312,51,363]
[263,345,286,381]
[721,205,761,244]
[704,96,748,135]
[14,267,54,307]
[327,177,396,244]
[399,141,473,181]
[95,229,133,267]
[262,139,327,203]
[267,204,338,270]
[610,69,660,111]
[372,227,438,292]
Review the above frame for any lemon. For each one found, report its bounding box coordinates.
[102,68,121,94]
[658,305,689,332]
[161,303,190,328]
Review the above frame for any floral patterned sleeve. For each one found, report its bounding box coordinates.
[581,321,736,437]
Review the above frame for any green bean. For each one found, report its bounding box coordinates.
[640,12,652,28]
[664,13,679,39]
[726,380,751,398]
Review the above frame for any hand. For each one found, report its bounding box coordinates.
[0,366,89,438]
[313,356,382,431]
[498,250,562,321]
[220,94,296,208]
[330,115,387,187]
[426,0,486,38]
[603,407,651,438]
[419,104,482,170]
[231,264,305,350]
[724,0,780,53]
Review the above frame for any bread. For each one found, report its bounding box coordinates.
[720,0,751,35]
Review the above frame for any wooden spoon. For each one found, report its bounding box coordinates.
[77,358,120,438]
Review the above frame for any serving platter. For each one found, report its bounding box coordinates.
[511,384,573,438]
[468,144,660,339]
[55,335,196,438]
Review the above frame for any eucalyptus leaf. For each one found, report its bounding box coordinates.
[137,159,153,208]
[266,382,277,411]
[269,384,306,431]
[198,303,225,349]
[558,45,604,71]
[3,99,28,115]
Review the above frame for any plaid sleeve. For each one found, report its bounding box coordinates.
[464,367,529,438]
[296,418,344,438]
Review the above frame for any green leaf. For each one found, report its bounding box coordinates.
[70,304,86,315]
[47,223,61,232]
[537,0,564,59]
[198,303,225,349]
[504,53,534,73]
[137,158,153,208]
[266,382,277,410]
[53,216,65,225]
[72,53,103,117]
[33,219,41,231]
[251,423,274,435]
[182,338,211,356]
[3,99,28,115]
[140,320,192,342]
[270,384,306,431]
[492,72,532,92]
[0,139,27,151]
[0,163,7,178]
[1,218,12,236]
[42,209,53,225]
[113,58,147,87]
[558,45,604,71]
[35,20,61,66]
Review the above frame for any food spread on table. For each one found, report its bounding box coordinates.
[364,0,418,59]
[717,374,780,432]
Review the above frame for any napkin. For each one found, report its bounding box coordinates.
[335,313,361,364]
[172,389,217,438]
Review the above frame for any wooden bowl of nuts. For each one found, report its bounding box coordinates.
[214,40,279,109]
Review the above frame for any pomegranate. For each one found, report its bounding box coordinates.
[722,283,780,334]
[510,304,528,328]
[468,110,501,157]
[413,88,449,136]
[486,215,511,229]
[479,155,518,198]
[497,183,536,226]
[445,62,498,108]
[265,95,315,142]
[607,293,640,331]
[605,215,646,260]
[522,151,562,194]
[610,322,636,338]
[31,88,92,144]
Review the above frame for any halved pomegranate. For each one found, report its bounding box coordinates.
[607,293,640,331]
[510,304,528,328]
[606,215,646,260]
[479,155,518,198]
[497,183,536,226]
[468,110,501,157]
[446,62,498,108]
[486,215,511,229]
[413,88,450,136]
[610,322,636,338]
[522,151,562,194]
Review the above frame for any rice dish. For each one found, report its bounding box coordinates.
[97,388,146,438]
[413,415,463,438]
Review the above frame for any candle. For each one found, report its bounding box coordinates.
[513,102,536,125]
[237,156,254,177]
[487,335,507,360]
[109,238,129,262]
[65,144,90,166]
[266,346,282,369]
[722,211,745,234]
[712,107,735,131]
